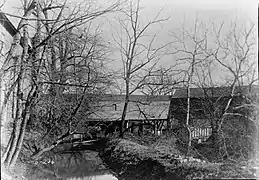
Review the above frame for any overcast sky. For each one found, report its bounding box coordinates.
[1,0,258,87]
[106,0,257,69]
[2,0,256,34]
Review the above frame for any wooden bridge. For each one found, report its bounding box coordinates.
[80,94,172,136]
[68,119,212,143]
[69,94,216,141]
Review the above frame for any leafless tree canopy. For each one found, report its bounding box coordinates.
[0,0,121,167]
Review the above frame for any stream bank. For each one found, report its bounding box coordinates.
[2,134,257,180]
[99,137,257,180]
[100,139,219,180]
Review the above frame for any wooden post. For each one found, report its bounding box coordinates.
[131,122,134,133]
[140,121,143,134]
[154,121,157,135]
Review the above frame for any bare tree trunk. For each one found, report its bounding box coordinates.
[4,61,24,167]
[9,110,30,166]
[30,132,69,160]
[48,38,58,96]
[1,0,120,167]
[185,55,195,155]
[120,78,130,138]
[1,1,36,168]
[112,0,168,138]
[186,85,192,155]
[9,84,37,166]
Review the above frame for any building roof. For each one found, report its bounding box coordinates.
[61,85,259,101]
[0,11,17,36]
[171,85,259,99]
[90,94,171,121]
[41,94,171,121]
[86,100,170,121]
[0,11,33,49]
[42,85,259,122]
[97,94,171,102]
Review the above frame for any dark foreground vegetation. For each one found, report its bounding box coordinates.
[100,132,258,180]
[1,130,258,179]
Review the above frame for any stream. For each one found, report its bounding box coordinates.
[26,150,118,180]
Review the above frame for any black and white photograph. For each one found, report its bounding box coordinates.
[0,0,258,179]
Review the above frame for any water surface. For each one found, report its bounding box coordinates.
[27,150,117,180]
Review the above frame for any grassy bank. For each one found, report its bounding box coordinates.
[100,133,257,180]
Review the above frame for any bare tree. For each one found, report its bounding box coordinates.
[170,17,210,155]
[0,0,120,167]
[27,27,113,160]
[200,21,257,160]
[0,0,38,167]
[169,16,257,158]
[111,0,169,137]
[139,67,184,96]
[171,18,257,160]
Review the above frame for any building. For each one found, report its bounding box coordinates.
[76,94,172,135]
[0,11,17,36]
[0,11,18,147]
[0,11,17,65]
[63,85,258,139]
[169,85,259,141]
[89,94,170,121]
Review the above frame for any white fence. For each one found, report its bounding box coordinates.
[190,126,212,140]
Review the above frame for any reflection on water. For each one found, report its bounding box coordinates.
[67,174,118,180]
[27,150,117,180]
